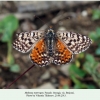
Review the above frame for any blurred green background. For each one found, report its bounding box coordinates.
[0,1,100,89]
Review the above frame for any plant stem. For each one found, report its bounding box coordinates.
[7,40,14,65]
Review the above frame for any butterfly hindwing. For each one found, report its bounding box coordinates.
[53,38,73,65]
[57,31,92,54]
[30,38,50,67]
[13,30,45,53]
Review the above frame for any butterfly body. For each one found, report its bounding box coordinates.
[13,28,92,67]
[45,29,56,56]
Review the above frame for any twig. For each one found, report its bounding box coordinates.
[0,13,35,20]
[4,64,35,89]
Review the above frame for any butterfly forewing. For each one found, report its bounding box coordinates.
[13,30,45,53]
[57,31,92,54]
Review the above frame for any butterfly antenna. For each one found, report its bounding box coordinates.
[34,15,46,24]
[5,64,35,89]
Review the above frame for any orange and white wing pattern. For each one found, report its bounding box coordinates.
[13,28,92,67]
[57,31,92,54]
[53,38,73,65]
[13,30,45,53]
[30,38,50,67]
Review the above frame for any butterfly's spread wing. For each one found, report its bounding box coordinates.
[13,30,45,53]
[30,38,50,67]
[57,31,92,54]
[53,38,73,65]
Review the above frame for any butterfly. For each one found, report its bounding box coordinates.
[13,28,92,67]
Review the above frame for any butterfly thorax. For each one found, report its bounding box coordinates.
[45,29,56,56]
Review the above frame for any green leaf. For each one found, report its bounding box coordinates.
[89,32,98,41]
[78,53,84,59]
[74,84,87,89]
[83,62,93,74]
[1,31,12,42]
[10,64,20,73]
[87,84,96,89]
[92,13,100,20]
[0,14,19,42]
[69,64,86,78]
[0,29,4,33]
[62,85,69,89]
[2,14,19,32]
[75,60,80,67]
[92,9,100,20]
[95,46,100,55]
[96,27,100,37]
[85,54,95,63]
[71,76,87,89]
[74,84,80,89]
[71,76,81,85]
[83,59,98,75]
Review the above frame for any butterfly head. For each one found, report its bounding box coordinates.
[46,28,55,38]
[47,28,54,33]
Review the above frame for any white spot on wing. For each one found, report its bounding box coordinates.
[67,32,70,37]
[31,32,33,37]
